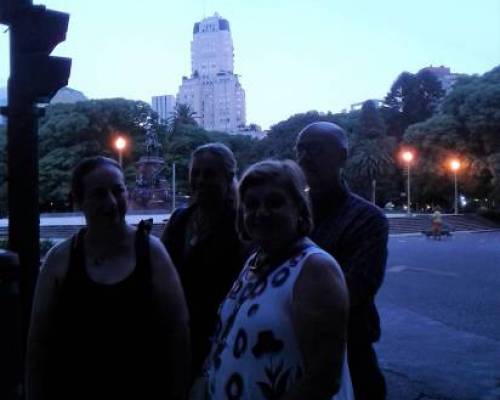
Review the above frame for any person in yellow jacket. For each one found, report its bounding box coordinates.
[431,209,443,240]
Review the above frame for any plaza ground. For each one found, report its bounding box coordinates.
[378,231,500,400]
[1,215,499,398]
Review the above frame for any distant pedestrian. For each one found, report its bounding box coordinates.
[161,143,248,381]
[431,208,443,240]
[296,122,388,400]
[26,156,190,400]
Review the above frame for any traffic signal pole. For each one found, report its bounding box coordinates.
[6,96,40,349]
[0,2,71,396]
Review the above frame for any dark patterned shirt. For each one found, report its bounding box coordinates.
[310,184,388,343]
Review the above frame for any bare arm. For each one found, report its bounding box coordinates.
[284,253,349,400]
[25,240,70,400]
[149,236,191,400]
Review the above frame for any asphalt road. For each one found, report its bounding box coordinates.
[375,231,500,400]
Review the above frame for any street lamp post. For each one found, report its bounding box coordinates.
[450,159,461,215]
[115,136,127,167]
[401,151,414,215]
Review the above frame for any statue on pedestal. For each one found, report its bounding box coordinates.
[129,127,169,210]
[145,128,161,158]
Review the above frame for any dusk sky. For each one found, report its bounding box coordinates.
[1,0,499,129]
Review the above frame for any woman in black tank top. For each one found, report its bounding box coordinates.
[26,157,190,400]
[49,224,159,398]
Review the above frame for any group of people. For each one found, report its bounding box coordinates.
[26,122,389,400]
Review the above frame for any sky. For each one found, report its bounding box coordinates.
[1,0,499,129]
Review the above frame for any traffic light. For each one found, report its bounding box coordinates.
[0,3,72,395]
[1,1,72,105]
[0,0,31,25]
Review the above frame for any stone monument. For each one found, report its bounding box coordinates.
[129,128,169,210]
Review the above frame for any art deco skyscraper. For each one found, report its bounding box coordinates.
[177,13,246,132]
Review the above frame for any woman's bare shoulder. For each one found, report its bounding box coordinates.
[293,250,348,311]
[41,238,73,282]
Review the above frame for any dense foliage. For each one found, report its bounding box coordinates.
[403,66,500,207]
[0,65,498,216]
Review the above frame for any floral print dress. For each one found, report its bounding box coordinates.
[206,245,353,400]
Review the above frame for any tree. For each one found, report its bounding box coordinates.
[354,100,386,140]
[39,147,82,209]
[384,70,444,139]
[210,130,261,174]
[37,98,161,210]
[403,64,500,208]
[348,137,397,203]
[347,101,397,204]
[404,115,477,206]
[167,103,198,138]
[261,110,360,160]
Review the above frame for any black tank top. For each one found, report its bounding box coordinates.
[48,223,164,399]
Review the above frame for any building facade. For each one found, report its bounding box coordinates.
[152,94,176,124]
[177,13,246,132]
[350,99,384,112]
[420,65,460,94]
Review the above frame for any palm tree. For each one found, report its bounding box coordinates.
[347,137,396,203]
[167,103,198,137]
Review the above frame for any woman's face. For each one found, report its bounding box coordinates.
[190,152,231,207]
[242,181,300,250]
[80,164,128,228]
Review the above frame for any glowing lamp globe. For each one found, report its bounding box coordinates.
[115,137,126,151]
[401,151,414,163]
[450,160,461,171]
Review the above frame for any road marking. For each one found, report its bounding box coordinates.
[387,265,458,277]
[387,265,410,272]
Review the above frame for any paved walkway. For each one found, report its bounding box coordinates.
[379,232,500,399]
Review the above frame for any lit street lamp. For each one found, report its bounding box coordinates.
[401,150,414,215]
[449,159,461,215]
[114,136,127,167]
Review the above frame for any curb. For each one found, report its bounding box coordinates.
[390,229,500,237]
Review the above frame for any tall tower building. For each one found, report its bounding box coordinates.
[191,15,234,76]
[177,13,246,133]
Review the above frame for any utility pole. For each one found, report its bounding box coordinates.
[407,162,411,214]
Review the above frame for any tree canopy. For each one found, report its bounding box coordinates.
[260,110,360,160]
[384,70,445,139]
[403,66,500,207]
[166,103,198,138]
[0,65,498,217]
[347,101,398,203]
[37,98,161,209]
